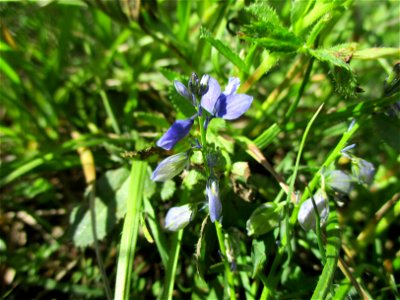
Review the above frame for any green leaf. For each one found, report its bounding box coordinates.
[69,168,130,247]
[114,161,148,300]
[251,239,266,278]
[240,3,302,53]
[308,44,358,98]
[0,56,21,85]
[200,27,248,72]
[161,180,176,201]
[246,203,284,236]
[372,113,400,152]
[353,47,400,60]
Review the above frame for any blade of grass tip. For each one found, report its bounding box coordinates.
[161,229,184,300]
[72,131,112,300]
[114,160,147,300]
[283,104,324,262]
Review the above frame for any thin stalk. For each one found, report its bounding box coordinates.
[89,183,113,300]
[197,113,209,175]
[215,220,236,300]
[284,57,315,121]
[309,191,327,265]
[161,229,184,300]
[283,104,324,262]
[99,87,121,135]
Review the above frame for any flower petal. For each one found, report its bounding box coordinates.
[174,80,194,104]
[156,118,194,150]
[216,94,253,120]
[201,77,221,114]
[151,152,188,182]
[224,77,241,96]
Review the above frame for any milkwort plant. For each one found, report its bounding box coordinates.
[151,72,253,297]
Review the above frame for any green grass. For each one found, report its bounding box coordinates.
[1,1,399,299]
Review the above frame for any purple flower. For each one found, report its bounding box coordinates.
[151,152,189,182]
[206,178,222,223]
[164,204,194,231]
[201,77,253,120]
[156,117,195,151]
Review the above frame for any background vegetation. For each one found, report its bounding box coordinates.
[1,0,399,299]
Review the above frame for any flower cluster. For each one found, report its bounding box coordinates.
[298,145,376,231]
[151,73,253,230]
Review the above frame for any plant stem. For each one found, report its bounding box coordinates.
[98,86,121,135]
[197,110,235,300]
[89,182,113,300]
[215,220,236,300]
[197,113,209,175]
[161,229,184,300]
[309,192,327,265]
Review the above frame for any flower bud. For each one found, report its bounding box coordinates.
[188,72,199,95]
[206,177,222,223]
[151,152,189,182]
[164,204,194,231]
[298,191,329,231]
[326,170,354,195]
[198,74,210,96]
[351,158,375,186]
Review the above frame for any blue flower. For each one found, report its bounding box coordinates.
[206,177,222,223]
[151,152,189,182]
[156,117,195,151]
[326,170,354,195]
[164,204,194,231]
[298,191,329,231]
[201,77,253,121]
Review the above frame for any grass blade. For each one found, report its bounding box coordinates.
[114,160,148,300]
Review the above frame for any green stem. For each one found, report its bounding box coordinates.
[284,57,315,121]
[284,104,324,262]
[215,220,236,300]
[89,182,113,300]
[309,192,327,265]
[197,110,235,300]
[161,229,184,300]
[99,87,121,135]
[197,113,209,174]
